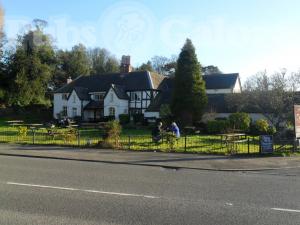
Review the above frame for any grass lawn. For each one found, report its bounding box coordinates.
[0,117,297,155]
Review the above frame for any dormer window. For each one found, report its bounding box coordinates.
[94,93,104,101]
[73,94,76,103]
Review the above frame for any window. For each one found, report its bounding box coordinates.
[72,108,77,117]
[124,109,128,114]
[94,94,104,101]
[110,93,114,102]
[62,93,68,100]
[135,93,141,101]
[62,106,68,117]
[130,92,141,101]
[109,107,115,116]
[73,95,76,103]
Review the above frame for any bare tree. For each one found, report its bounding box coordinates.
[226,70,300,129]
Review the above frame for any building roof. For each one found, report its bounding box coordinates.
[72,87,90,101]
[84,100,104,110]
[54,71,165,94]
[146,77,173,112]
[111,84,129,100]
[203,73,239,90]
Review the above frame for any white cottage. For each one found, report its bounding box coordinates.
[53,57,165,121]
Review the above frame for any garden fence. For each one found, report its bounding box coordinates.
[0,127,298,155]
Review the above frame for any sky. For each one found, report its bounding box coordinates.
[3,0,300,80]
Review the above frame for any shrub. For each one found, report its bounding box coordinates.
[207,120,230,134]
[267,126,277,135]
[229,112,251,131]
[18,126,28,139]
[102,121,122,148]
[62,128,77,143]
[255,119,269,134]
[119,114,130,125]
[163,131,177,152]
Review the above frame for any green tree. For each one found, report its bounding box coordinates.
[228,112,250,131]
[137,61,154,72]
[67,44,90,78]
[88,48,119,75]
[7,21,55,106]
[52,44,91,89]
[171,39,207,126]
[202,65,222,75]
[0,5,6,105]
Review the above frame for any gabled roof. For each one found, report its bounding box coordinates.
[110,84,129,100]
[72,87,90,101]
[146,78,173,112]
[54,71,165,94]
[203,73,239,90]
[146,74,240,112]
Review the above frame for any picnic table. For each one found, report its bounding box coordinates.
[23,124,44,130]
[219,133,248,154]
[6,120,24,127]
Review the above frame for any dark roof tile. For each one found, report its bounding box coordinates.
[54,71,165,94]
[203,73,239,89]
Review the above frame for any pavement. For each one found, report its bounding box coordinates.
[0,144,299,171]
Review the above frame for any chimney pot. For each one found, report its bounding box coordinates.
[67,77,72,84]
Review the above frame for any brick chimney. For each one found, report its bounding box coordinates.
[67,77,72,84]
[120,55,133,73]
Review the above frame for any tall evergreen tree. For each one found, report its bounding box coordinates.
[7,21,55,106]
[171,39,207,126]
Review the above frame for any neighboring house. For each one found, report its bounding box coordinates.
[144,73,242,119]
[203,73,242,94]
[53,55,244,122]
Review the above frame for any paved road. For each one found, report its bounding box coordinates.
[0,155,299,225]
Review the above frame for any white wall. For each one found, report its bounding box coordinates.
[233,80,242,93]
[67,90,82,118]
[104,88,128,120]
[144,111,160,118]
[53,93,68,119]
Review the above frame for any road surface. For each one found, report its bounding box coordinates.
[0,155,299,225]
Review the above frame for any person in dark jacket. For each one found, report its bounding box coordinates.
[152,122,163,142]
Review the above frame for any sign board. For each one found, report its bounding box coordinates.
[260,135,273,154]
[294,105,300,138]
